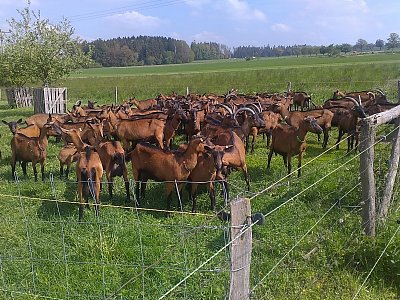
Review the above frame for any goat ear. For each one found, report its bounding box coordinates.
[17,118,23,124]
[2,120,9,125]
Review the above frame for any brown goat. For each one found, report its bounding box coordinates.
[179,143,231,212]
[330,97,367,152]
[128,97,158,110]
[58,144,79,178]
[55,126,104,220]
[11,121,53,181]
[2,119,40,137]
[267,116,323,177]
[96,140,130,202]
[105,109,165,150]
[212,130,250,191]
[130,136,208,211]
[286,109,334,149]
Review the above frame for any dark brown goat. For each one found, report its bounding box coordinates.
[331,97,367,152]
[130,136,208,211]
[267,116,323,177]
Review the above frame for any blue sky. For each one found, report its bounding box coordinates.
[1,0,399,47]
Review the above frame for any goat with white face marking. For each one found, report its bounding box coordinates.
[267,116,323,177]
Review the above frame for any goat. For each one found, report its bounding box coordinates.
[128,97,158,110]
[96,140,130,202]
[163,107,188,149]
[212,130,250,191]
[233,107,266,153]
[58,144,79,178]
[331,97,367,152]
[10,121,53,181]
[55,126,103,220]
[105,109,165,150]
[179,143,231,212]
[286,81,313,111]
[286,109,334,149]
[267,116,323,177]
[130,136,208,211]
[2,119,40,137]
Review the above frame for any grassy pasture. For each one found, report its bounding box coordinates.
[0,54,399,299]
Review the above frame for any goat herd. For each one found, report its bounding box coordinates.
[2,86,397,220]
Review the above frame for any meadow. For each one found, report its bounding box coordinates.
[0,53,399,299]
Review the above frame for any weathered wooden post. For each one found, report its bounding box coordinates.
[378,117,400,220]
[397,80,400,102]
[229,198,252,300]
[359,119,376,236]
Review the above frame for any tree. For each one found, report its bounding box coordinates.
[340,43,352,54]
[356,39,368,52]
[375,39,385,51]
[386,33,400,50]
[0,3,92,87]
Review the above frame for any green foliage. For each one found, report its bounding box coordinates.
[386,33,400,50]
[88,36,194,67]
[0,3,92,87]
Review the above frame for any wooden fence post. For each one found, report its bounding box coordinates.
[378,118,400,220]
[359,119,376,236]
[397,79,400,103]
[229,198,252,300]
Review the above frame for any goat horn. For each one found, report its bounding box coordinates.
[217,103,233,115]
[344,96,361,107]
[358,95,362,105]
[246,103,262,114]
[234,107,256,120]
[376,88,386,96]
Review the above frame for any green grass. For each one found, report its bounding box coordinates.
[51,53,400,103]
[0,54,399,299]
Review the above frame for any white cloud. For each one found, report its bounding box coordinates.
[224,0,266,21]
[304,0,368,14]
[192,31,224,43]
[271,23,291,32]
[107,10,162,28]
[184,0,211,9]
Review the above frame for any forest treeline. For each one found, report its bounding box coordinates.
[84,34,400,67]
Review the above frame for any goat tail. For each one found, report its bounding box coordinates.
[111,152,125,177]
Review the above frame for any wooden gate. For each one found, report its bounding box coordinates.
[33,87,67,114]
[6,87,33,108]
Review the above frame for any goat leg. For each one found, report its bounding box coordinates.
[33,163,38,182]
[60,163,64,178]
[41,161,45,181]
[208,182,216,211]
[21,161,27,176]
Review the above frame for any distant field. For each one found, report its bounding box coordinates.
[70,53,400,78]
[55,53,400,103]
[1,53,399,104]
